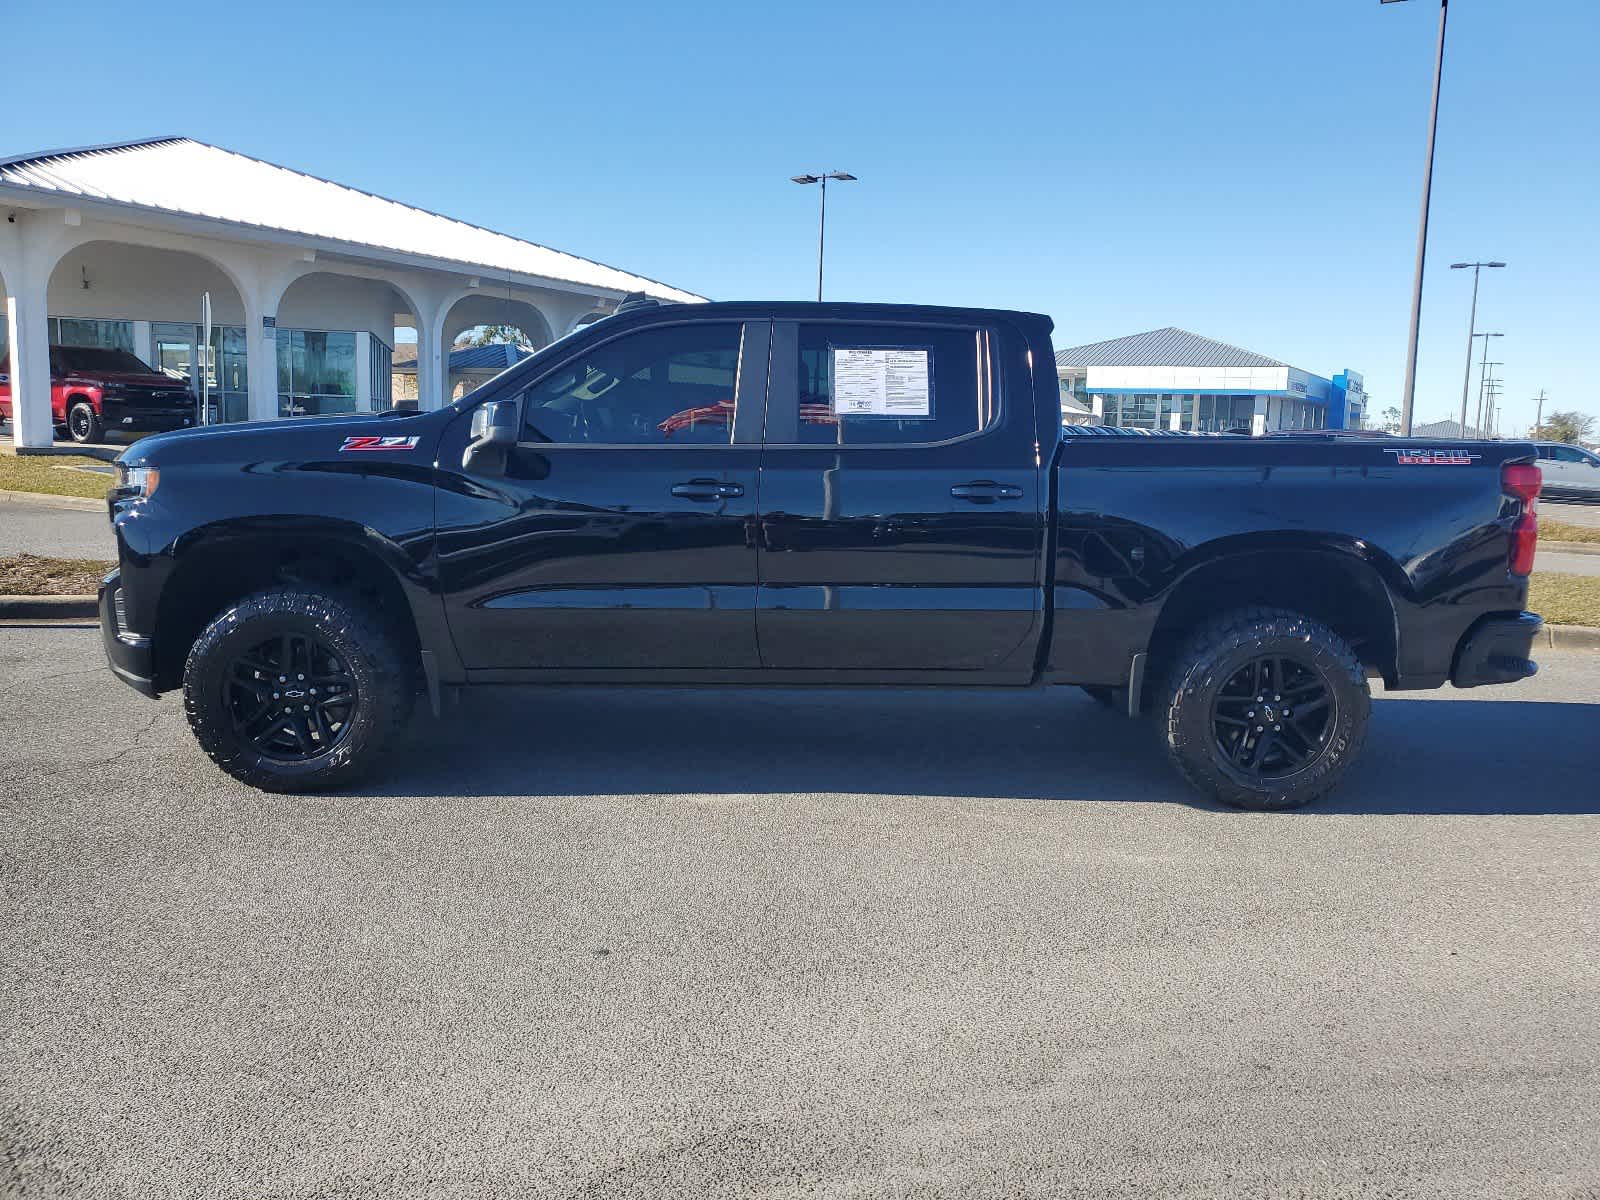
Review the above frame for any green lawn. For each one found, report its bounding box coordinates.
[0,554,116,595]
[0,454,114,500]
[1527,573,1600,629]
[1542,517,1600,546]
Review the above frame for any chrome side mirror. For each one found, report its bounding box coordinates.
[462,398,520,474]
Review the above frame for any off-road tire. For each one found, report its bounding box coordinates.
[1161,606,1370,811]
[66,399,104,444]
[183,588,414,792]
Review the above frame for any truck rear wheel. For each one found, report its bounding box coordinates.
[1160,606,1369,811]
[182,588,415,792]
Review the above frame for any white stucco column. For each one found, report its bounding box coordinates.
[3,261,54,448]
[354,331,372,412]
[417,313,448,411]
[244,304,279,422]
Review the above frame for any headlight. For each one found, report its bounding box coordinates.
[114,464,161,500]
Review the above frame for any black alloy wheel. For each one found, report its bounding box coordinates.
[1209,653,1334,782]
[224,631,359,761]
[68,402,96,442]
[1159,606,1370,811]
[184,587,414,791]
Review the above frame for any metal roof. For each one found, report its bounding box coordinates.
[445,343,533,371]
[1055,327,1287,369]
[1411,419,1486,440]
[392,343,533,373]
[0,137,703,303]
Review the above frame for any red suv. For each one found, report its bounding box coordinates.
[0,345,197,443]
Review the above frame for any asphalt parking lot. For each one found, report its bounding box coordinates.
[2,625,1597,1199]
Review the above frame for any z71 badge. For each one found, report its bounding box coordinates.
[1384,447,1480,466]
[340,435,420,453]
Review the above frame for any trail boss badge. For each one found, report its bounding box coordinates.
[1384,447,1481,466]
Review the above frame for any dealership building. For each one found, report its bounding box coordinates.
[1056,327,1367,433]
[0,137,700,447]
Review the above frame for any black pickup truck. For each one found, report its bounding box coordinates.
[100,301,1545,809]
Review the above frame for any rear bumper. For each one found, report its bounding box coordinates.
[1450,612,1542,688]
[99,570,158,698]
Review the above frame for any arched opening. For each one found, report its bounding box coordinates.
[438,291,555,401]
[45,240,250,435]
[275,271,420,418]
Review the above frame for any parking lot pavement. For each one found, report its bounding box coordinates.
[0,494,115,561]
[1539,547,1600,576]
[1546,498,1600,528]
[2,626,1597,1199]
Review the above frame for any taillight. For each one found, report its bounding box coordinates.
[1502,462,1541,577]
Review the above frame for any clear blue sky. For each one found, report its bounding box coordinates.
[6,0,1597,434]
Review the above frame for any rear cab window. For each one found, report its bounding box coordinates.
[782,322,995,446]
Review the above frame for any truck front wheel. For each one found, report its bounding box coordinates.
[1160,607,1370,811]
[182,588,415,792]
[66,399,104,444]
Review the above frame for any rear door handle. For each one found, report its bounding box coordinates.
[672,479,744,501]
[950,481,1024,503]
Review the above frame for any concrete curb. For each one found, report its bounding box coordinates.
[1546,624,1600,651]
[1542,540,1600,557]
[0,488,107,512]
[9,444,123,463]
[0,594,99,620]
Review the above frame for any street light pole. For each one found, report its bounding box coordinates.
[1450,261,1506,433]
[790,171,858,302]
[1384,0,1450,438]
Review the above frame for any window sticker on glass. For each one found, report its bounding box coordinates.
[830,347,933,418]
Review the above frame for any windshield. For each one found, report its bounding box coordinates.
[56,346,157,374]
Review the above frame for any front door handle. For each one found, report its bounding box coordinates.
[950,481,1024,503]
[672,479,744,501]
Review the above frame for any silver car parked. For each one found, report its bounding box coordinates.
[1536,441,1600,501]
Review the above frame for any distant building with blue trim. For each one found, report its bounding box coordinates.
[1055,327,1366,433]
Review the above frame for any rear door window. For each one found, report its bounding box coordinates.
[787,323,993,445]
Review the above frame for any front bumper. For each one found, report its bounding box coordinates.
[101,397,195,432]
[1450,612,1542,688]
[99,570,158,697]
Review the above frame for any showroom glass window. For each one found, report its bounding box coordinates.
[519,322,743,444]
[48,317,134,353]
[790,323,989,445]
[277,329,357,418]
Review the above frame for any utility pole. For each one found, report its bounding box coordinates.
[1466,331,1501,435]
[1451,261,1506,431]
[1532,389,1547,438]
[1475,328,1500,433]
[1481,373,1503,438]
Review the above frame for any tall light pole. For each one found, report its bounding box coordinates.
[791,171,857,301]
[1383,0,1451,437]
[1450,261,1506,433]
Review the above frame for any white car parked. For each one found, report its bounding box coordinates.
[1536,442,1600,501]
